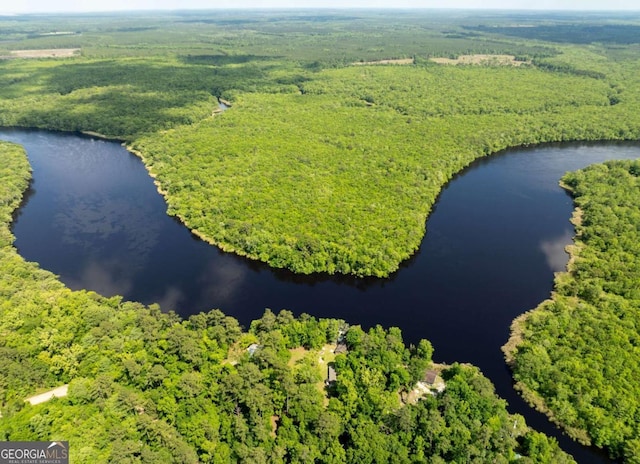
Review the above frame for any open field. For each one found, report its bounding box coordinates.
[6,48,80,58]
[25,385,69,405]
[430,54,528,66]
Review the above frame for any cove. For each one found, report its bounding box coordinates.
[2,127,638,463]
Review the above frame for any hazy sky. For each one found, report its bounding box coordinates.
[4,0,640,14]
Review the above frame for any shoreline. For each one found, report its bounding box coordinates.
[501,181,594,447]
[125,143,255,262]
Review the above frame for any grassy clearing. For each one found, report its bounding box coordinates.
[286,344,338,405]
[430,54,528,66]
[287,346,309,368]
[6,48,81,58]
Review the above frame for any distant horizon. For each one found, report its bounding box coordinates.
[4,7,640,14]
[4,0,640,15]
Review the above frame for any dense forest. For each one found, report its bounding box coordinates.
[0,141,572,462]
[1,9,640,462]
[505,160,640,462]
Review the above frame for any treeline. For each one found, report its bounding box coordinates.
[0,141,571,462]
[470,24,640,45]
[505,160,640,462]
[0,141,32,248]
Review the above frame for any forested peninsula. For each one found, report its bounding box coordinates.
[505,159,640,462]
[0,141,572,462]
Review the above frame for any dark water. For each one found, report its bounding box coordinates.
[2,128,638,463]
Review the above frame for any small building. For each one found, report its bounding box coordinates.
[326,365,337,385]
[423,369,438,386]
[334,342,348,355]
[247,344,260,356]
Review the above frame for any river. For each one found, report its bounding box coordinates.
[1,127,638,462]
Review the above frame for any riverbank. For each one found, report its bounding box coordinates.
[503,161,640,461]
[503,308,592,446]
[501,185,586,442]
[123,104,255,262]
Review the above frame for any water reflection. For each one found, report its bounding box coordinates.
[156,286,187,311]
[198,258,249,307]
[67,259,134,296]
[540,229,573,272]
[53,196,161,262]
